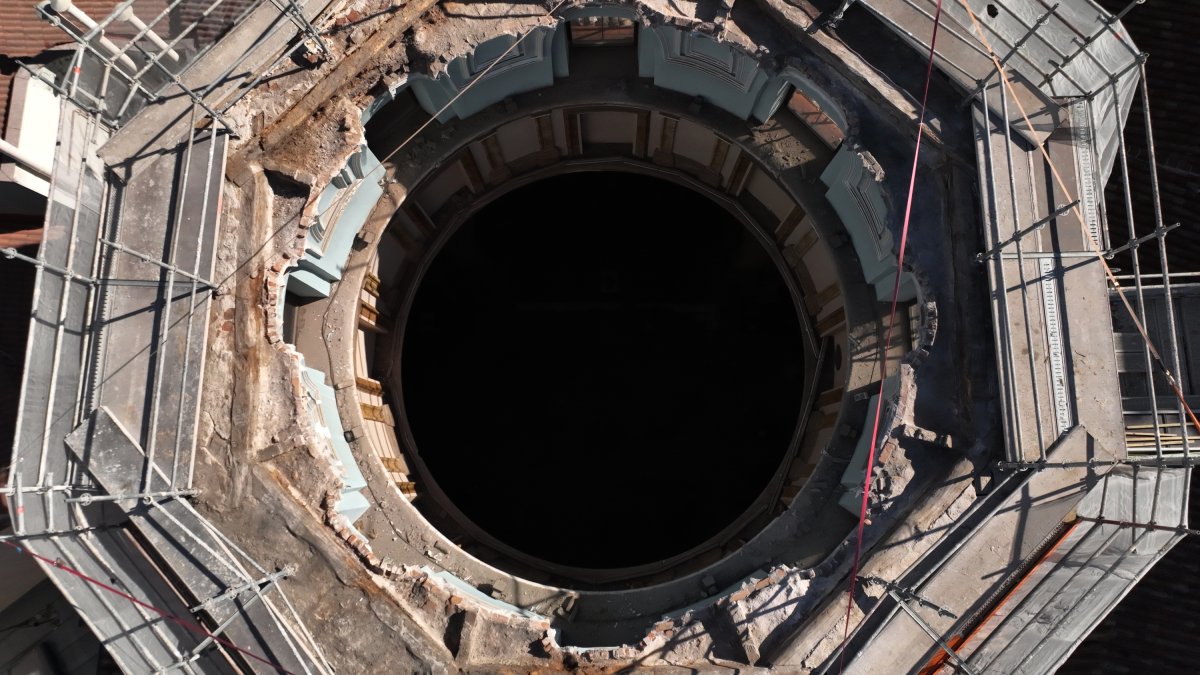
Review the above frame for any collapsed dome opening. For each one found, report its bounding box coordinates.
[401,171,808,570]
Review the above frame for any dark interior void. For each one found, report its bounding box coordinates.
[401,172,807,569]
[0,208,43,490]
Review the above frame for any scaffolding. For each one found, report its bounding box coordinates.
[1,0,1196,672]
[20,0,327,131]
[2,1,337,672]
[814,1,1197,672]
[2,98,332,672]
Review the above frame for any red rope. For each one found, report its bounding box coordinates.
[838,2,945,671]
[1,539,295,674]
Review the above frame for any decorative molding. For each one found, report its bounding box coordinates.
[656,29,759,94]
[821,145,892,263]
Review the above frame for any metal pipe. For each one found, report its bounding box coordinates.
[37,115,98,487]
[99,238,216,289]
[0,138,53,180]
[191,568,293,613]
[1110,504,1189,568]
[979,85,1026,464]
[983,524,1123,672]
[177,125,220,489]
[1,247,98,284]
[172,590,267,671]
[887,589,979,675]
[975,201,1078,262]
[996,457,1200,471]
[67,526,189,668]
[1109,79,1163,458]
[957,521,1095,671]
[39,5,161,111]
[1008,525,1159,674]
[124,0,227,84]
[1104,222,1183,259]
[143,104,197,494]
[1038,0,1144,87]
[46,1,138,71]
[960,3,1060,107]
[1113,271,1200,281]
[114,6,180,61]
[269,0,329,57]
[0,484,81,496]
[174,498,333,671]
[6,110,69,491]
[1000,80,1049,457]
[65,489,199,504]
[1135,64,1194,525]
[834,469,1030,669]
[146,498,318,674]
[123,38,238,132]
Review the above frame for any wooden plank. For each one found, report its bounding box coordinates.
[361,403,388,423]
[363,273,381,297]
[355,376,383,396]
[817,387,844,409]
[774,206,806,244]
[359,302,379,326]
[381,456,409,474]
[816,306,846,336]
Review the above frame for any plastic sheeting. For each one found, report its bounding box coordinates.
[860,0,1141,183]
[960,465,1188,673]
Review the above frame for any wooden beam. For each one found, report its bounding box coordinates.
[481,134,512,184]
[774,205,806,244]
[634,110,651,157]
[458,148,486,193]
[361,403,388,423]
[726,153,752,194]
[709,138,730,174]
[355,376,383,396]
[653,115,678,166]
[815,306,846,336]
[255,0,440,156]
